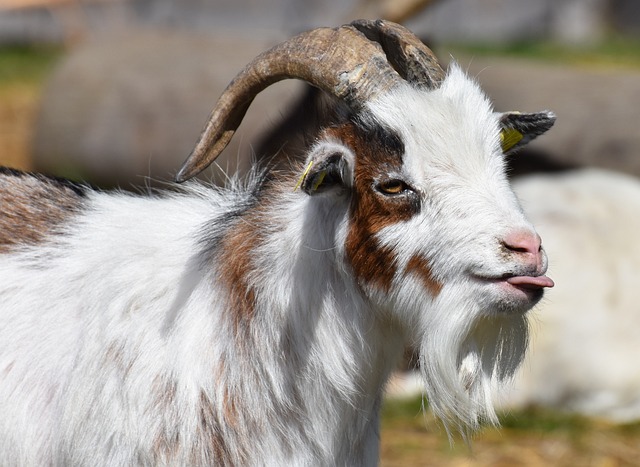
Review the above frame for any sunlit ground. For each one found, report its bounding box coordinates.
[380,396,640,466]
[2,41,640,467]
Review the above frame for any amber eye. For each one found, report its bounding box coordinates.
[377,179,409,195]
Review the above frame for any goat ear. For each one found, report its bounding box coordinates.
[296,142,354,195]
[499,111,556,155]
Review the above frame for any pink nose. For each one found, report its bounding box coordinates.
[502,230,543,266]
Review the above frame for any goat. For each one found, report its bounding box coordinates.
[0,20,555,466]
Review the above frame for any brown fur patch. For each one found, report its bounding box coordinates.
[195,390,235,466]
[329,123,419,292]
[150,375,181,460]
[223,386,241,428]
[216,216,261,332]
[0,169,87,253]
[405,254,443,297]
[151,374,178,411]
[211,177,294,334]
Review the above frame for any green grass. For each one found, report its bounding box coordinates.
[383,394,640,436]
[443,37,640,69]
[381,395,591,439]
[382,395,428,425]
[498,407,590,433]
[0,45,63,85]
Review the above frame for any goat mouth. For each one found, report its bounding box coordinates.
[473,272,554,305]
[474,273,554,314]
[473,272,554,288]
[504,274,554,290]
[499,274,554,309]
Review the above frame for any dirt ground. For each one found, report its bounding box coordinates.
[381,429,639,467]
[380,402,640,467]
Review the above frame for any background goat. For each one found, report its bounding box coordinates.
[0,20,554,466]
[499,168,640,422]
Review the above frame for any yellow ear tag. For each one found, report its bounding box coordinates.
[294,160,314,192]
[500,128,524,153]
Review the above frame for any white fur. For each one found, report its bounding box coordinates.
[0,65,547,465]
[363,65,539,434]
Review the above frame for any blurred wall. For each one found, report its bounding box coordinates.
[2,0,639,45]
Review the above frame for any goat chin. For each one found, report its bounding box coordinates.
[416,284,529,438]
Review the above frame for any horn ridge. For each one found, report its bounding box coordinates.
[349,19,444,89]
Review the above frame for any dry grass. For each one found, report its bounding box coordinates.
[0,83,40,170]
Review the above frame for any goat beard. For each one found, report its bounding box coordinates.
[416,287,529,439]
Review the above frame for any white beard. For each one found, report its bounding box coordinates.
[417,284,529,438]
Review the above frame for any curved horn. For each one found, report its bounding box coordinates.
[350,19,444,89]
[175,24,402,182]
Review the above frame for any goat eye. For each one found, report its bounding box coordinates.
[377,179,409,195]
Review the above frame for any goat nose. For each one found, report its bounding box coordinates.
[502,230,542,260]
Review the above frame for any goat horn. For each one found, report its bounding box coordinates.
[176,20,443,182]
[350,19,444,89]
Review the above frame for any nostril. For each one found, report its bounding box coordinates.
[504,244,529,254]
[502,230,542,256]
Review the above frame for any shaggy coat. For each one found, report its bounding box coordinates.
[0,65,553,465]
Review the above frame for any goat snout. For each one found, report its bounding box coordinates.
[501,229,544,271]
[495,229,554,298]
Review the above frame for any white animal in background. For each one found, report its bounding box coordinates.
[499,168,640,423]
[0,20,555,466]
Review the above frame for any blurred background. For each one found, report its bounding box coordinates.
[1,0,639,465]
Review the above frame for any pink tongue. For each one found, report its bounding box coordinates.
[506,275,555,289]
